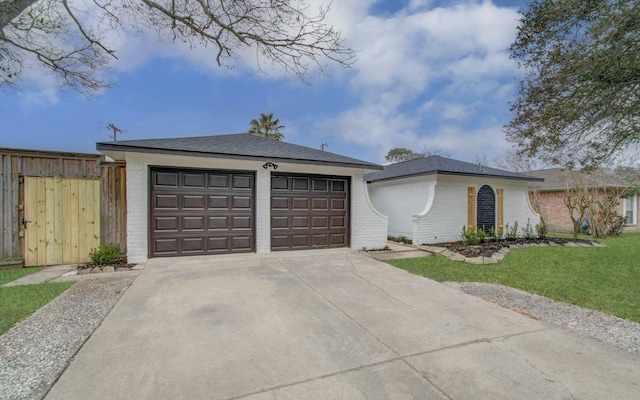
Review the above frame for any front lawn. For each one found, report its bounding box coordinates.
[0,268,75,335]
[389,233,640,323]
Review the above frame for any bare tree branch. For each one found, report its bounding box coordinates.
[0,0,354,94]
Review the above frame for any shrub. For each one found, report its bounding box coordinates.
[535,217,548,239]
[89,244,121,265]
[522,219,536,239]
[461,226,482,245]
[505,221,519,240]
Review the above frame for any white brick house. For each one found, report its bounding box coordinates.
[365,156,542,245]
[98,134,386,263]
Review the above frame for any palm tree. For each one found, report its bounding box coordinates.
[248,113,285,141]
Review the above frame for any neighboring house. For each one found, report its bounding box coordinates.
[97,133,387,263]
[365,156,542,245]
[525,168,639,232]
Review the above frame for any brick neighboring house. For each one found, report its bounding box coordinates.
[525,168,639,233]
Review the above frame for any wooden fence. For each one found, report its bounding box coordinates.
[0,148,126,266]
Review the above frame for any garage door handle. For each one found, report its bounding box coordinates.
[21,218,32,229]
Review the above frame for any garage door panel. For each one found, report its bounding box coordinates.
[292,197,309,210]
[232,196,252,209]
[231,236,252,251]
[330,216,346,229]
[331,198,346,210]
[232,175,253,189]
[292,235,309,247]
[155,172,178,187]
[150,168,254,257]
[292,216,309,228]
[272,177,288,190]
[271,174,349,251]
[209,175,229,188]
[292,178,309,191]
[332,180,346,192]
[312,179,328,191]
[312,216,328,228]
[209,196,229,209]
[312,234,328,246]
[154,216,179,231]
[272,197,289,209]
[154,238,179,254]
[155,194,179,209]
[331,234,346,246]
[182,237,205,252]
[208,217,229,230]
[232,216,251,229]
[208,237,228,251]
[183,195,206,209]
[183,216,205,231]
[271,216,289,229]
[183,173,205,188]
[312,198,328,210]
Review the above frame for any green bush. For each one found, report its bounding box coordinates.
[461,226,482,245]
[505,221,519,240]
[536,217,548,239]
[522,219,536,239]
[89,244,120,265]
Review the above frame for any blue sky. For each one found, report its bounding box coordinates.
[0,0,530,165]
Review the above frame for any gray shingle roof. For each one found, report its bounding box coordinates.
[524,168,627,191]
[96,133,382,170]
[364,155,543,182]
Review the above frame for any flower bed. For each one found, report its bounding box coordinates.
[437,237,596,258]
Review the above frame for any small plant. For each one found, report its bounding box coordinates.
[522,219,536,239]
[397,235,411,244]
[535,217,548,239]
[89,244,120,265]
[461,225,482,245]
[477,226,487,242]
[505,221,519,240]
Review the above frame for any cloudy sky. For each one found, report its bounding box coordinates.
[0,0,529,165]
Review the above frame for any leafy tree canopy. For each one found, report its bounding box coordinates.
[248,113,285,141]
[505,0,640,171]
[385,147,449,163]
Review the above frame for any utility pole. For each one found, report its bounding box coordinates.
[106,123,124,141]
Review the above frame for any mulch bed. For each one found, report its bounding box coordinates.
[76,257,137,274]
[434,237,597,258]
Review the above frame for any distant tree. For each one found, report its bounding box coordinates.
[505,0,640,170]
[248,113,285,141]
[1,1,354,95]
[385,148,423,163]
[385,147,450,163]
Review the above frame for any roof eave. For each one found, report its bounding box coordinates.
[367,170,544,183]
[96,143,383,170]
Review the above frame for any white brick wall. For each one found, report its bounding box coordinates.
[368,175,434,239]
[350,173,388,250]
[367,174,540,245]
[117,152,386,262]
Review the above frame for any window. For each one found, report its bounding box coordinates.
[623,196,637,225]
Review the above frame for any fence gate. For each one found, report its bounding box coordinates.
[21,176,100,266]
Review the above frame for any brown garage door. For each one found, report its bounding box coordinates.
[150,168,254,257]
[271,174,349,251]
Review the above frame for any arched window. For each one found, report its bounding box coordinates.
[476,185,495,233]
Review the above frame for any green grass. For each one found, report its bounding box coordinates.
[389,233,640,323]
[0,268,75,335]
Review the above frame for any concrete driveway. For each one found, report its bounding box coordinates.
[46,249,639,399]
